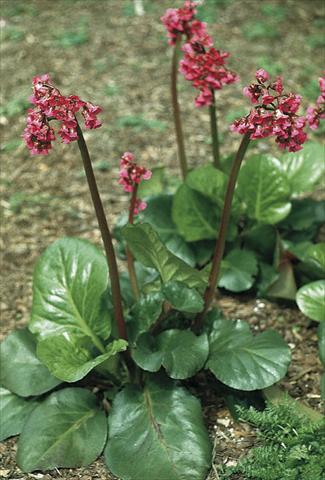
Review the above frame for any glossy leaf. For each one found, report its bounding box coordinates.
[122,223,206,289]
[0,388,38,441]
[207,319,291,390]
[305,243,325,271]
[162,281,204,313]
[128,292,164,341]
[296,280,325,322]
[280,142,325,195]
[279,198,325,233]
[318,322,325,366]
[0,329,61,397]
[186,164,228,204]
[237,155,291,224]
[17,388,107,472]
[37,335,127,382]
[104,377,212,480]
[219,249,258,292]
[132,330,209,379]
[30,238,110,351]
[172,184,218,241]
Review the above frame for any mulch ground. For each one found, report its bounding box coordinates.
[1,0,324,478]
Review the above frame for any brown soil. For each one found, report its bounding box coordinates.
[1,0,324,479]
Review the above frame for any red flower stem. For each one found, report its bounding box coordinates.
[209,90,221,169]
[76,122,128,341]
[171,34,188,180]
[193,133,251,332]
[126,184,140,300]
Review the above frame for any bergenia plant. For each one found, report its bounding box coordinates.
[1,3,324,480]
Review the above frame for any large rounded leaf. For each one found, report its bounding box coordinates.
[162,281,204,313]
[17,388,107,472]
[37,335,127,382]
[0,329,61,397]
[172,184,218,241]
[207,319,291,390]
[29,237,110,351]
[219,249,258,292]
[0,388,39,441]
[280,142,325,195]
[296,280,325,322]
[237,155,291,224]
[122,223,206,289]
[132,330,209,379]
[104,377,212,480]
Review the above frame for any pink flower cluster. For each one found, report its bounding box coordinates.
[118,152,152,215]
[161,1,198,45]
[23,74,102,155]
[180,43,238,107]
[162,2,238,107]
[231,69,307,152]
[306,75,325,130]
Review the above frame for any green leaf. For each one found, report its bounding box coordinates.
[279,198,325,233]
[162,281,204,313]
[296,280,325,322]
[104,377,212,480]
[219,249,258,292]
[129,292,164,341]
[37,335,127,382]
[132,330,209,379]
[17,388,107,472]
[172,184,218,241]
[29,238,110,351]
[122,223,206,289]
[0,329,61,397]
[141,195,196,266]
[280,142,325,195]
[207,318,291,390]
[186,164,228,204]
[237,155,291,224]
[321,373,325,400]
[305,243,325,271]
[0,388,38,441]
[137,166,166,197]
[242,225,277,262]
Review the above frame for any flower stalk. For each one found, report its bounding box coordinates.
[171,34,188,179]
[126,184,141,300]
[193,132,251,331]
[209,90,221,169]
[76,122,128,341]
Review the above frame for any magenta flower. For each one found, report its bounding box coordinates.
[180,43,238,107]
[306,74,325,130]
[23,74,102,155]
[161,1,199,45]
[231,70,307,152]
[118,152,152,215]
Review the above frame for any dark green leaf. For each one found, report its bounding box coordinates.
[267,261,297,300]
[17,388,107,472]
[257,262,279,297]
[279,198,325,233]
[0,329,61,397]
[132,330,209,379]
[280,142,325,195]
[0,388,38,441]
[129,292,164,341]
[37,335,127,382]
[207,319,291,390]
[305,243,325,271]
[321,373,325,400]
[242,225,277,262]
[162,281,204,313]
[141,194,177,236]
[30,238,110,350]
[219,249,258,292]
[237,155,291,224]
[296,280,325,322]
[122,223,206,289]
[172,184,218,241]
[104,377,212,480]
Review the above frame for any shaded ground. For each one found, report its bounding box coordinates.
[1,0,324,478]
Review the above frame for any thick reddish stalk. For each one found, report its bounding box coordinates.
[209,90,221,169]
[126,184,140,300]
[171,34,188,180]
[76,122,127,341]
[193,133,251,331]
